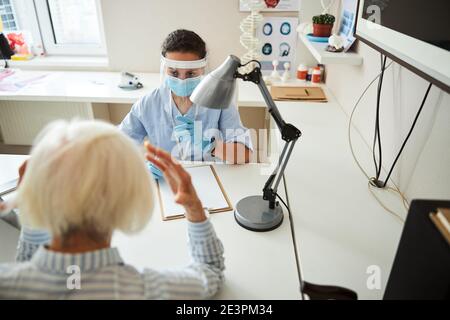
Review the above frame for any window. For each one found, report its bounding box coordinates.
[12,0,106,56]
[0,0,19,31]
[46,0,102,45]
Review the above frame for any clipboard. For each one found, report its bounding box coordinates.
[156,165,233,221]
[429,208,450,246]
[0,178,18,197]
[270,86,328,102]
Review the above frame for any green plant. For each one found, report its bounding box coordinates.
[312,14,335,25]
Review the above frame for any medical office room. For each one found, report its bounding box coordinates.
[0,0,449,305]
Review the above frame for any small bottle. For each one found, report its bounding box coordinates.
[312,67,322,84]
[296,64,308,81]
[318,64,325,81]
[306,68,313,82]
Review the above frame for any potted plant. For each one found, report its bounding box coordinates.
[312,14,335,38]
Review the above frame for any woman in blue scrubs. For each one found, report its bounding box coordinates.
[120,29,253,176]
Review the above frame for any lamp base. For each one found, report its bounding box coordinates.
[234,195,283,232]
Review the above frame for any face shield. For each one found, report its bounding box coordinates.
[160,55,208,98]
[159,55,210,161]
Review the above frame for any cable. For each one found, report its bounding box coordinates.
[373,55,387,181]
[347,59,409,221]
[368,182,406,222]
[239,59,262,69]
[401,91,442,191]
[371,54,384,179]
[381,83,433,187]
[348,60,393,180]
[277,176,305,300]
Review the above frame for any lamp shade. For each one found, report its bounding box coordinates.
[190,55,241,109]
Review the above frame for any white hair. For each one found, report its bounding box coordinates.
[17,119,155,238]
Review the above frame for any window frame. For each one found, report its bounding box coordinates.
[0,0,20,32]
[15,0,107,56]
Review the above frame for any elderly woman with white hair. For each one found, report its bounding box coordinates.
[0,120,224,299]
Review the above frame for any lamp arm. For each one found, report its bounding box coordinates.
[262,138,298,208]
[236,66,301,208]
[236,67,286,132]
[257,76,286,131]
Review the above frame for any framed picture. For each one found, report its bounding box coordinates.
[257,17,298,74]
[338,0,358,52]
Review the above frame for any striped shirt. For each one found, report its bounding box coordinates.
[0,219,225,299]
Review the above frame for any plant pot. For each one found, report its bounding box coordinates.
[313,23,333,38]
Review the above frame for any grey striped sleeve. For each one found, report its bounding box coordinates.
[142,219,225,299]
[16,226,51,262]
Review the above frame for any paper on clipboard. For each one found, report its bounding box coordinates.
[156,165,233,221]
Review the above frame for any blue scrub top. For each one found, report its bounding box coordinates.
[119,85,253,160]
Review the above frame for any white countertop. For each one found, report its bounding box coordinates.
[274,94,404,300]
[0,69,406,299]
[0,154,28,188]
[0,71,158,104]
[0,69,324,107]
[113,164,300,299]
[0,158,301,300]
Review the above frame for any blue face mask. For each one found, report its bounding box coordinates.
[166,75,202,97]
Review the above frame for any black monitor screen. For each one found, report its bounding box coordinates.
[362,0,450,51]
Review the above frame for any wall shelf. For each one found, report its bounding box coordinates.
[299,34,363,66]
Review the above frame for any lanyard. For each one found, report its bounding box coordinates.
[169,93,199,161]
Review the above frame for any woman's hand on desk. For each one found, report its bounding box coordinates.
[145,142,206,223]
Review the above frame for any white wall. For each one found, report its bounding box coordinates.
[326,41,450,200]
[297,0,336,67]
[100,0,246,72]
[100,0,309,73]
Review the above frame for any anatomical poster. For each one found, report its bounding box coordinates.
[240,0,300,12]
[256,17,298,74]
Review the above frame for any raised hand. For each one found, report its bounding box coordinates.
[145,141,206,222]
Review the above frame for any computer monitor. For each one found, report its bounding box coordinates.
[355,0,450,93]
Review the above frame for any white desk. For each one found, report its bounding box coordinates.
[112,164,300,299]
[0,70,271,145]
[274,93,404,299]
[0,70,274,105]
[0,156,301,299]
[0,154,28,192]
[0,73,406,299]
[0,70,323,105]
[0,71,158,104]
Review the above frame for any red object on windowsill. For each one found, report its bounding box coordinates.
[313,24,333,38]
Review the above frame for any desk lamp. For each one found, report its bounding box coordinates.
[191,55,301,232]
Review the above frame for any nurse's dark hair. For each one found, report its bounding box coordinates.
[161,29,207,59]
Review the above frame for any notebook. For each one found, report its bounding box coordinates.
[270,86,328,102]
[156,165,233,221]
[430,208,450,245]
